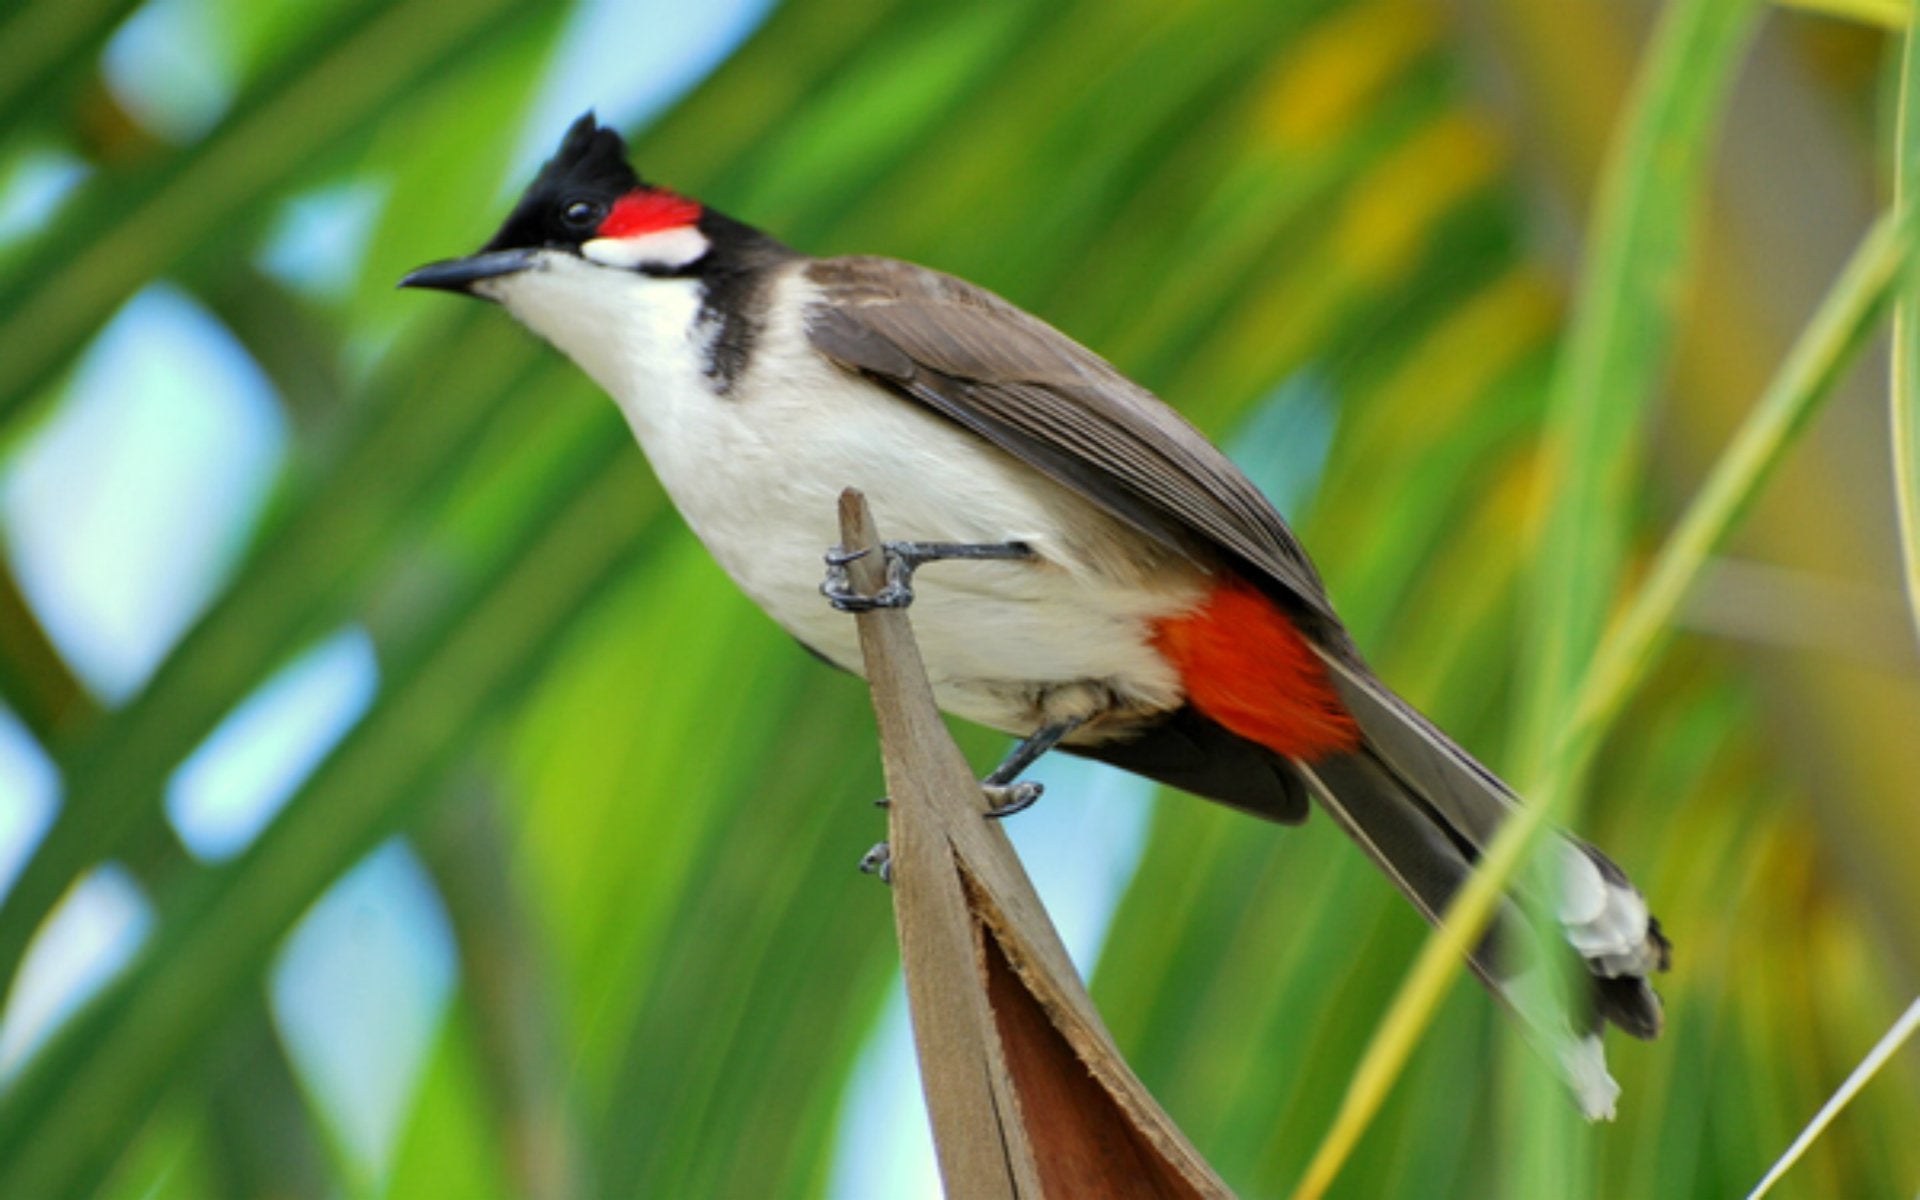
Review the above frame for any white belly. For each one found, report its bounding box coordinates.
[491,259,1201,736]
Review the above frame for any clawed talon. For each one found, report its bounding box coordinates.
[973,718,1077,820]
[820,544,913,612]
[983,780,1044,819]
[859,842,893,883]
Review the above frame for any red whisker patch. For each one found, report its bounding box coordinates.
[599,189,702,238]
[1151,579,1359,761]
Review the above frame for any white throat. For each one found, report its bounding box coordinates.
[478,251,718,431]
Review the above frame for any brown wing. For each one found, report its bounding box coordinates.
[803,255,1346,641]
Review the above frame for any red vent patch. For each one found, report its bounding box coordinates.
[1151,579,1359,761]
[598,189,702,239]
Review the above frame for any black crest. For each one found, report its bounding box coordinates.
[481,112,644,254]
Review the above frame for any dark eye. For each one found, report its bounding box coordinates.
[559,198,603,231]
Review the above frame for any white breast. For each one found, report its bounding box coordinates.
[486,255,1201,737]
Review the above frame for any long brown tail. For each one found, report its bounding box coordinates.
[1297,653,1671,1119]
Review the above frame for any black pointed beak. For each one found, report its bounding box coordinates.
[398,247,541,295]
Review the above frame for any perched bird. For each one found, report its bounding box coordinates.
[403,113,1668,1117]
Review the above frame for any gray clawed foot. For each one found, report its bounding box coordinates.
[976,718,1077,820]
[983,780,1043,819]
[821,545,914,612]
[859,842,893,884]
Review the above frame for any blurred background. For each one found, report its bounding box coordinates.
[0,0,1916,1196]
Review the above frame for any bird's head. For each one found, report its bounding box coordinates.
[399,112,714,298]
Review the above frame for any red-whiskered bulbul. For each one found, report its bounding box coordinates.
[402,114,1668,1118]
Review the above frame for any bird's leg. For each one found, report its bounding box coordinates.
[820,539,1034,612]
[981,717,1084,818]
[825,537,1042,879]
[859,719,1082,882]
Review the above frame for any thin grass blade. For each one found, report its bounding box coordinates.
[1895,13,1920,644]
[1745,995,1920,1199]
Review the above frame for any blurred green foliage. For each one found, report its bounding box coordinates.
[0,0,1916,1197]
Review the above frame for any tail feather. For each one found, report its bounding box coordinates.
[1303,652,1671,1117]
[1289,750,1516,967]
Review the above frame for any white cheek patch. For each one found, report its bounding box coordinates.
[583,227,710,272]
